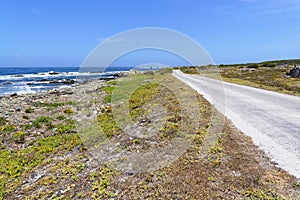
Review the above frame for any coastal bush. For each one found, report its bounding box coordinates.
[0,117,6,126]
[13,132,26,144]
[63,108,74,115]
[247,64,259,69]
[91,166,116,199]
[0,124,16,133]
[129,83,159,120]
[97,113,120,138]
[55,123,75,134]
[21,123,33,130]
[102,85,115,103]
[157,67,172,74]
[242,188,283,199]
[106,80,117,85]
[34,101,65,108]
[0,133,82,199]
[25,108,34,113]
[32,116,52,128]
[22,115,29,120]
[56,115,66,120]
[66,101,75,105]
[262,63,276,68]
[180,66,200,74]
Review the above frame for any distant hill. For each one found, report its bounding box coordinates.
[260,59,300,65]
[219,59,300,67]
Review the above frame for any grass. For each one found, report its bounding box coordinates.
[102,85,115,103]
[33,101,74,108]
[0,133,82,199]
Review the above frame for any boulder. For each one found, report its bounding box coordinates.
[286,65,300,78]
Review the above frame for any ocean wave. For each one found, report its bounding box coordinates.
[0,71,104,81]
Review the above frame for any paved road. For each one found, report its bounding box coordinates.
[173,70,300,178]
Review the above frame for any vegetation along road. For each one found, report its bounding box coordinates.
[173,70,300,178]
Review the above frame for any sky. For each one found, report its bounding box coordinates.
[1,0,300,67]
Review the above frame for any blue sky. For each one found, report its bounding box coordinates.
[1,0,300,67]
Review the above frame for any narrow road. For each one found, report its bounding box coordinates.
[173,70,300,178]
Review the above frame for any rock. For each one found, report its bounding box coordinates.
[291,68,300,78]
[286,65,300,78]
[62,79,75,84]
[14,74,24,77]
[49,79,75,84]
[3,82,12,85]
[37,79,50,82]
[56,190,64,197]
[49,71,60,75]
[28,172,43,183]
[49,80,60,84]
[10,93,17,97]
[140,117,150,123]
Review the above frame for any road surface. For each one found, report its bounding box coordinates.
[173,70,300,178]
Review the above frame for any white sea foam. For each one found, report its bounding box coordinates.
[0,71,104,80]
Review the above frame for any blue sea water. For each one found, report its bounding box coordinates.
[0,66,132,95]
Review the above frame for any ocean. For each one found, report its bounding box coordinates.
[0,66,132,96]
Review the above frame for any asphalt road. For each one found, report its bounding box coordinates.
[173,70,300,178]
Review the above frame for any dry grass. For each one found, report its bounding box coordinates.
[220,67,300,96]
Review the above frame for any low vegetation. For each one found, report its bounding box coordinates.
[220,66,300,96]
[180,61,300,96]
[0,70,299,199]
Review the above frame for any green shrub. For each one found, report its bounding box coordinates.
[262,63,276,68]
[247,64,259,69]
[22,115,29,120]
[32,116,52,128]
[0,133,82,199]
[25,108,34,113]
[63,109,74,115]
[0,124,16,133]
[34,101,65,108]
[56,115,66,120]
[0,117,6,126]
[13,132,26,144]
